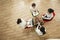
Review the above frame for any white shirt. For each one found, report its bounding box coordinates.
[30,7,39,17]
[42,13,53,20]
[19,18,33,28]
[19,19,26,29]
[35,22,43,35]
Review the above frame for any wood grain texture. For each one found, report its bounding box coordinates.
[0,0,60,40]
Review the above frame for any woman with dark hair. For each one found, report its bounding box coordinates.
[42,8,55,22]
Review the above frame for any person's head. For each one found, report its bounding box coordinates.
[38,23,46,35]
[17,18,22,24]
[48,8,54,13]
[32,3,36,8]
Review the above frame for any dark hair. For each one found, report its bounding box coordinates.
[32,3,36,7]
[48,8,54,13]
[17,18,22,24]
[38,25,46,35]
[40,26,46,35]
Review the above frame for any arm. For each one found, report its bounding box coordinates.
[42,13,47,19]
[43,14,53,20]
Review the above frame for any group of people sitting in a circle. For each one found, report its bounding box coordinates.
[17,3,55,35]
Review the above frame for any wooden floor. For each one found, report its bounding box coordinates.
[0,0,60,40]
